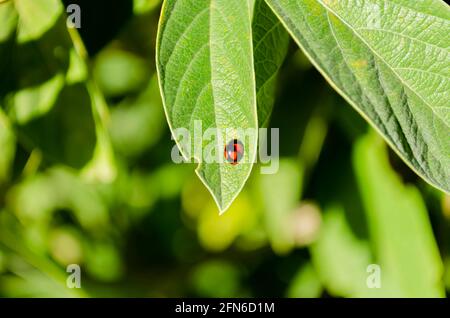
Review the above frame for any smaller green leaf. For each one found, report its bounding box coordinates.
[157,0,258,212]
[157,0,289,212]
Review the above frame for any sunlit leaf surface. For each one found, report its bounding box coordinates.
[266,0,450,193]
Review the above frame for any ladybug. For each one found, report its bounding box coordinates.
[224,139,244,165]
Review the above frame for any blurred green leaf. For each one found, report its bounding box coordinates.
[3,0,71,98]
[0,249,6,273]
[266,0,450,193]
[298,115,328,173]
[354,132,445,297]
[133,0,161,15]
[7,173,55,224]
[152,164,192,199]
[79,76,117,183]
[258,159,303,254]
[85,242,123,282]
[94,49,150,98]
[14,0,62,43]
[197,193,257,252]
[113,167,158,215]
[444,258,450,291]
[8,73,65,124]
[47,226,83,266]
[0,109,15,183]
[18,83,96,168]
[310,205,372,297]
[182,175,261,253]
[109,76,165,157]
[0,0,98,169]
[287,262,322,298]
[66,49,88,84]
[0,215,88,297]
[191,260,242,297]
[7,167,109,230]
[0,2,17,42]
[1,269,75,298]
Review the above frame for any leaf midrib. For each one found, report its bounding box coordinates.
[208,0,223,205]
[210,0,258,209]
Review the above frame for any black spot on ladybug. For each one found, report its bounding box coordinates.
[224,139,244,165]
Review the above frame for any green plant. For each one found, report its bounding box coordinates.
[0,0,449,299]
[156,0,450,212]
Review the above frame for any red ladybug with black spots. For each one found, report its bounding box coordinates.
[224,139,244,165]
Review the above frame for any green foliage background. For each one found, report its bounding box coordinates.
[0,0,449,297]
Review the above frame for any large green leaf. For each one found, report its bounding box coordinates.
[265,0,450,193]
[157,0,287,212]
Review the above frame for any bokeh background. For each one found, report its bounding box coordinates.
[0,0,449,297]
